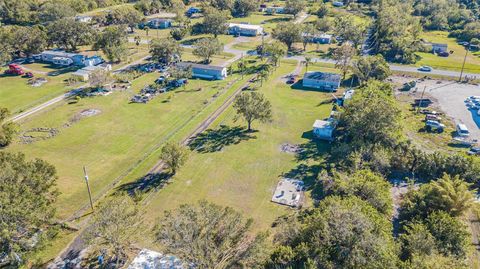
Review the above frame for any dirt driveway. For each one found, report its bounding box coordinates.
[393,77,480,140]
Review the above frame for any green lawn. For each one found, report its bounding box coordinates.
[0,71,71,114]
[229,12,293,32]
[5,71,245,220]
[415,31,480,73]
[80,3,135,16]
[137,60,333,240]
[182,48,235,65]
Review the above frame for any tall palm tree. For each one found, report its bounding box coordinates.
[430,174,475,217]
[144,26,150,37]
[304,56,312,73]
[259,69,269,87]
[237,59,246,78]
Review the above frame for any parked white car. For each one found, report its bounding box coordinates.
[456,123,470,137]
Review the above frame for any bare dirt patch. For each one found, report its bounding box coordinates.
[65,109,102,127]
[280,143,303,154]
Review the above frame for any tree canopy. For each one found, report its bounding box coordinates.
[154,200,268,269]
[321,169,393,216]
[0,108,18,147]
[150,38,182,64]
[233,91,273,131]
[193,37,224,63]
[268,196,398,268]
[93,25,128,62]
[0,152,58,265]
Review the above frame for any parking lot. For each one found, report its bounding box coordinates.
[394,77,480,140]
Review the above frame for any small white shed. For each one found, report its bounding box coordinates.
[313,120,335,141]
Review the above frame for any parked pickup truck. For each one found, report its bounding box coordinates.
[425,114,441,121]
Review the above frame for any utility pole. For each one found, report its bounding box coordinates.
[83,166,94,213]
[459,44,469,82]
[417,86,427,113]
[261,32,265,60]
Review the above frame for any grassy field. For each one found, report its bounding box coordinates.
[80,3,135,16]
[415,31,480,73]
[6,71,245,220]
[229,12,293,32]
[125,60,334,249]
[0,70,71,114]
[182,48,235,65]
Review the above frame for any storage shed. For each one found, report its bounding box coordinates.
[313,120,335,141]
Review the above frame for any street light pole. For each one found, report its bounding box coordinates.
[83,166,94,213]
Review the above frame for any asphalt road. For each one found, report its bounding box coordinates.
[287,55,479,79]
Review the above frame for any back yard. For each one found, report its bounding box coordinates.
[8,71,249,220]
[415,31,480,73]
[132,60,333,246]
[0,69,71,114]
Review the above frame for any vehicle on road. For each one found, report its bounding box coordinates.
[456,123,470,137]
[425,120,445,132]
[418,66,433,72]
[468,147,480,155]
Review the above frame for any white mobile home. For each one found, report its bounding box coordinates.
[177,62,228,80]
[303,72,341,91]
[228,23,264,36]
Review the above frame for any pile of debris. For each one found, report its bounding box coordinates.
[28,77,48,87]
[20,127,59,144]
[280,143,302,154]
[65,109,102,127]
[131,85,166,104]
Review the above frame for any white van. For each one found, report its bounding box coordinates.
[456,123,470,137]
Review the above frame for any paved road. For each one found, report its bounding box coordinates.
[287,55,480,78]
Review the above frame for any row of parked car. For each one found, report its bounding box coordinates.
[130,63,189,103]
[465,96,480,116]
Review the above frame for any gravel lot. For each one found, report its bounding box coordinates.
[393,77,480,140]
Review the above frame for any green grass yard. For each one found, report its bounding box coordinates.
[229,12,293,32]
[136,60,333,240]
[415,31,480,73]
[6,71,246,220]
[0,71,71,114]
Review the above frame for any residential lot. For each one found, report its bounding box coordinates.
[135,60,333,240]
[0,68,71,113]
[8,71,248,220]
[415,31,480,73]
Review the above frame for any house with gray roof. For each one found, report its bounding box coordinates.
[177,62,227,80]
[302,71,341,91]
